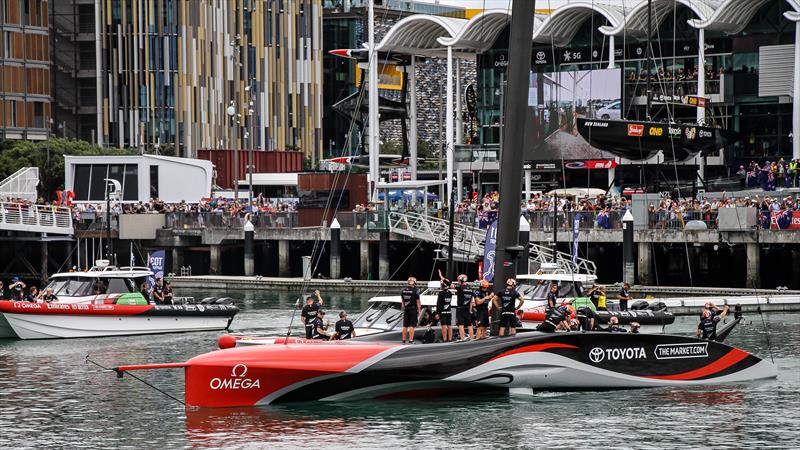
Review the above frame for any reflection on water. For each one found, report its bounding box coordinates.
[0,289,798,449]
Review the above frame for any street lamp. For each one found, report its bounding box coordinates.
[227,101,239,201]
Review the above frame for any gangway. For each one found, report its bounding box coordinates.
[0,167,40,203]
[387,212,596,276]
[0,202,74,235]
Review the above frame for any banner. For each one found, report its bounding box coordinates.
[147,250,166,288]
[571,214,581,265]
[770,211,800,230]
[483,220,498,282]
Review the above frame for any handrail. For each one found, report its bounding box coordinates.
[0,201,74,235]
[387,211,597,275]
[0,167,39,203]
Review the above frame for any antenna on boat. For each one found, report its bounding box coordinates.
[645,0,652,121]
[103,178,121,265]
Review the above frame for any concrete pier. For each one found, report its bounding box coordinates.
[746,243,760,288]
[210,245,221,275]
[379,231,390,280]
[637,242,652,286]
[278,240,290,277]
[172,247,184,274]
[360,240,370,280]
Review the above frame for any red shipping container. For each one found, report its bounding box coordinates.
[197,149,304,189]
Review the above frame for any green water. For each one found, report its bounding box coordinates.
[0,289,797,449]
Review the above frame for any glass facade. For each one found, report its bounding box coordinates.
[476,1,796,162]
[73,164,139,202]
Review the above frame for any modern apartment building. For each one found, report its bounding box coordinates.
[0,0,51,141]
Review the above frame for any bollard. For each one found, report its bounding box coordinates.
[330,218,341,279]
[622,210,634,285]
[244,220,254,276]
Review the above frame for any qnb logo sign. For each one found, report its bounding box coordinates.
[209,364,262,390]
[655,343,708,360]
[588,347,647,363]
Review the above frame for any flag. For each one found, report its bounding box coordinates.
[571,214,581,265]
[483,220,498,281]
[147,250,166,288]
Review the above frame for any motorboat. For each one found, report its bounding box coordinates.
[113,331,776,407]
[0,262,238,339]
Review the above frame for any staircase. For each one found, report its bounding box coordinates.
[387,212,596,275]
[0,168,40,203]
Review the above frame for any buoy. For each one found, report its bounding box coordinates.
[217,334,238,349]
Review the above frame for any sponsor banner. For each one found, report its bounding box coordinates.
[564,159,617,170]
[627,124,644,137]
[652,94,707,108]
[588,346,647,363]
[770,211,800,230]
[147,250,166,288]
[655,343,709,359]
[483,220,498,282]
[571,214,581,265]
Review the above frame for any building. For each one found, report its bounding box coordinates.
[0,0,51,141]
[64,154,213,203]
[369,0,800,197]
[52,0,324,161]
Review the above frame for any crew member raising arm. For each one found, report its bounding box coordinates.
[400,277,421,344]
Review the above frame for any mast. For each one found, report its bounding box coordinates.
[645,0,652,120]
[494,0,535,286]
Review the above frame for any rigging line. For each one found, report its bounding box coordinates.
[86,355,185,406]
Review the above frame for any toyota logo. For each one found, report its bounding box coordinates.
[589,348,605,363]
[231,363,248,377]
[536,51,546,61]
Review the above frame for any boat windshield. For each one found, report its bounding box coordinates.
[45,277,97,297]
[352,301,403,331]
[518,281,582,300]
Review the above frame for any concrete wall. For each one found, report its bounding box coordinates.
[119,214,166,239]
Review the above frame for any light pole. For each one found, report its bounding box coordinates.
[227,102,239,201]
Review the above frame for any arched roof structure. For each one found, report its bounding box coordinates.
[532,2,624,47]
[599,0,715,38]
[438,9,514,53]
[689,0,772,33]
[374,14,467,56]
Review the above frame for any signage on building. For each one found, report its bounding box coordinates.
[652,93,707,107]
[627,124,644,137]
[523,161,560,172]
[564,160,617,170]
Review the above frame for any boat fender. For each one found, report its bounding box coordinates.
[218,334,238,349]
[200,297,218,305]
[647,301,667,312]
[630,300,649,310]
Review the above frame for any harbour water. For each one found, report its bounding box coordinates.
[0,289,798,449]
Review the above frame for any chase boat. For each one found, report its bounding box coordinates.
[0,263,238,339]
[114,331,776,407]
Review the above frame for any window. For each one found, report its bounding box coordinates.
[149,165,159,199]
[21,0,29,26]
[7,100,17,127]
[73,163,139,201]
[3,32,11,59]
[33,102,44,128]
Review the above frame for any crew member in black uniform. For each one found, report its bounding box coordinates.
[41,287,58,303]
[493,278,524,337]
[576,305,599,331]
[151,278,166,304]
[400,277,421,344]
[474,280,492,339]
[618,282,632,311]
[587,284,602,309]
[331,311,355,340]
[436,278,453,342]
[311,310,330,340]
[9,277,26,301]
[697,305,729,340]
[301,290,324,339]
[604,315,628,333]
[163,281,174,305]
[454,275,475,341]
[546,283,559,311]
[537,305,571,332]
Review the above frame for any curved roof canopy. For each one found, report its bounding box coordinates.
[600,0,716,38]
[533,2,624,47]
[438,9,514,53]
[374,14,467,56]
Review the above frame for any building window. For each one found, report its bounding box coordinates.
[7,100,17,127]
[3,32,11,58]
[21,0,29,26]
[150,165,159,199]
[73,164,140,201]
[33,102,44,128]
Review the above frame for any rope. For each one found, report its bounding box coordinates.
[85,354,185,406]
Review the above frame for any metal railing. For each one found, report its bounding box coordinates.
[0,202,74,235]
[0,167,40,203]
[648,210,718,230]
[387,211,597,276]
[164,211,298,230]
[334,211,389,231]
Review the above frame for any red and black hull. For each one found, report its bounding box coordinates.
[116,332,776,407]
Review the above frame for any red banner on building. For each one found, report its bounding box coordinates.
[770,211,800,230]
[564,160,618,170]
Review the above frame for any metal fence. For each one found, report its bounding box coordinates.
[648,210,718,229]
[334,211,389,231]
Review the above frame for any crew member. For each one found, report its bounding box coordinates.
[515,310,525,329]
[697,305,729,340]
[163,281,174,305]
[494,278,524,337]
[473,280,492,340]
[576,306,599,331]
[151,278,166,304]
[587,284,602,309]
[455,275,475,341]
[25,286,40,302]
[400,277,421,344]
[301,290,324,339]
[139,282,151,303]
[41,287,58,303]
[596,285,608,311]
[630,322,641,334]
[618,283,632,311]
[331,311,355,340]
[9,277,26,301]
[604,316,627,333]
[546,283,559,311]
[436,278,454,342]
[311,310,330,340]
[537,305,571,332]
